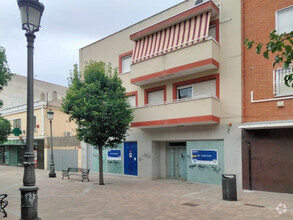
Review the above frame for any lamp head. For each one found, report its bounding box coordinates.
[17,0,45,33]
[47,109,54,121]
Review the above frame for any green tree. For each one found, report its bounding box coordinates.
[244,30,293,87]
[0,117,11,143]
[0,47,12,108]
[62,61,133,185]
[0,47,12,143]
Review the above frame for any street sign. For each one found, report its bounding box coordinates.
[107,149,121,160]
[191,149,218,165]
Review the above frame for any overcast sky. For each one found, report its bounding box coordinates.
[0,0,183,87]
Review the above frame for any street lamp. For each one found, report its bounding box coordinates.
[47,109,56,178]
[17,0,44,219]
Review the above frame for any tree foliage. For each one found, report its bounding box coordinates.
[0,117,11,143]
[0,47,12,108]
[0,47,12,143]
[62,61,133,185]
[244,30,293,87]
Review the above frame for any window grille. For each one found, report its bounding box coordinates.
[274,68,293,96]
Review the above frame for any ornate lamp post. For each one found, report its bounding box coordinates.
[47,109,56,178]
[17,0,44,219]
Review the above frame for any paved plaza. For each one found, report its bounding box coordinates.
[0,165,292,219]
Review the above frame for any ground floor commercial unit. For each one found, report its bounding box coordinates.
[0,139,44,168]
[44,136,82,171]
[240,122,293,194]
[0,136,81,171]
[82,123,242,188]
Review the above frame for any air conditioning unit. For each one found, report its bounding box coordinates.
[64,131,72,137]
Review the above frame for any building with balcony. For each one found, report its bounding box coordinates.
[240,1,293,193]
[80,0,242,186]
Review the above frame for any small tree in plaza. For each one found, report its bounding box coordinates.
[62,61,133,185]
[0,47,12,142]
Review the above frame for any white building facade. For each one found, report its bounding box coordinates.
[80,0,242,187]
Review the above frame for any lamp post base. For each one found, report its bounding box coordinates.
[20,186,40,220]
[48,172,56,178]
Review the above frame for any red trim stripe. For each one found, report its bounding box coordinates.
[131,115,220,127]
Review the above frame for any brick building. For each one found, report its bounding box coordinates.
[240,0,293,193]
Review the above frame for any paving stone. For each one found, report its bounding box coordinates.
[0,166,292,219]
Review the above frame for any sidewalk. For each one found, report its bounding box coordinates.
[0,165,292,219]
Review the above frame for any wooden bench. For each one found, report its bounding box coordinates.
[0,194,8,218]
[62,168,90,182]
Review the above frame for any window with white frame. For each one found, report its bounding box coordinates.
[177,85,192,99]
[148,90,164,105]
[276,6,293,34]
[127,95,136,107]
[274,68,293,96]
[13,119,21,129]
[121,55,132,74]
[177,79,216,99]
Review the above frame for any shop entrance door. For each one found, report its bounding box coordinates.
[168,144,187,180]
[124,142,137,176]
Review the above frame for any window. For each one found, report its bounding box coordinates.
[127,95,136,107]
[193,79,216,97]
[148,90,164,105]
[177,85,192,99]
[122,55,132,74]
[145,86,166,105]
[119,51,133,74]
[195,0,205,5]
[13,119,21,129]
[176,79,216,100]
[274,68,293,96]
[174,75,219,100]
[209,25,216,40]
[276,6,293,34]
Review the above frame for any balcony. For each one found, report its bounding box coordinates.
[131,95,220,128]
[130,39,220,86]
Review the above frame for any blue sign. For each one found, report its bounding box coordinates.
[191,149,218,165]
[107,150,121,160]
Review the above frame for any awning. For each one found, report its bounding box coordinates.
[132,11,211,64]
[239,120,293,130]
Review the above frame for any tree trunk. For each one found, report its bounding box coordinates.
[99,146,104,185]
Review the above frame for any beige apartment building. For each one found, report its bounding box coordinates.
[80,0,242,187]
[0,92,80,171]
